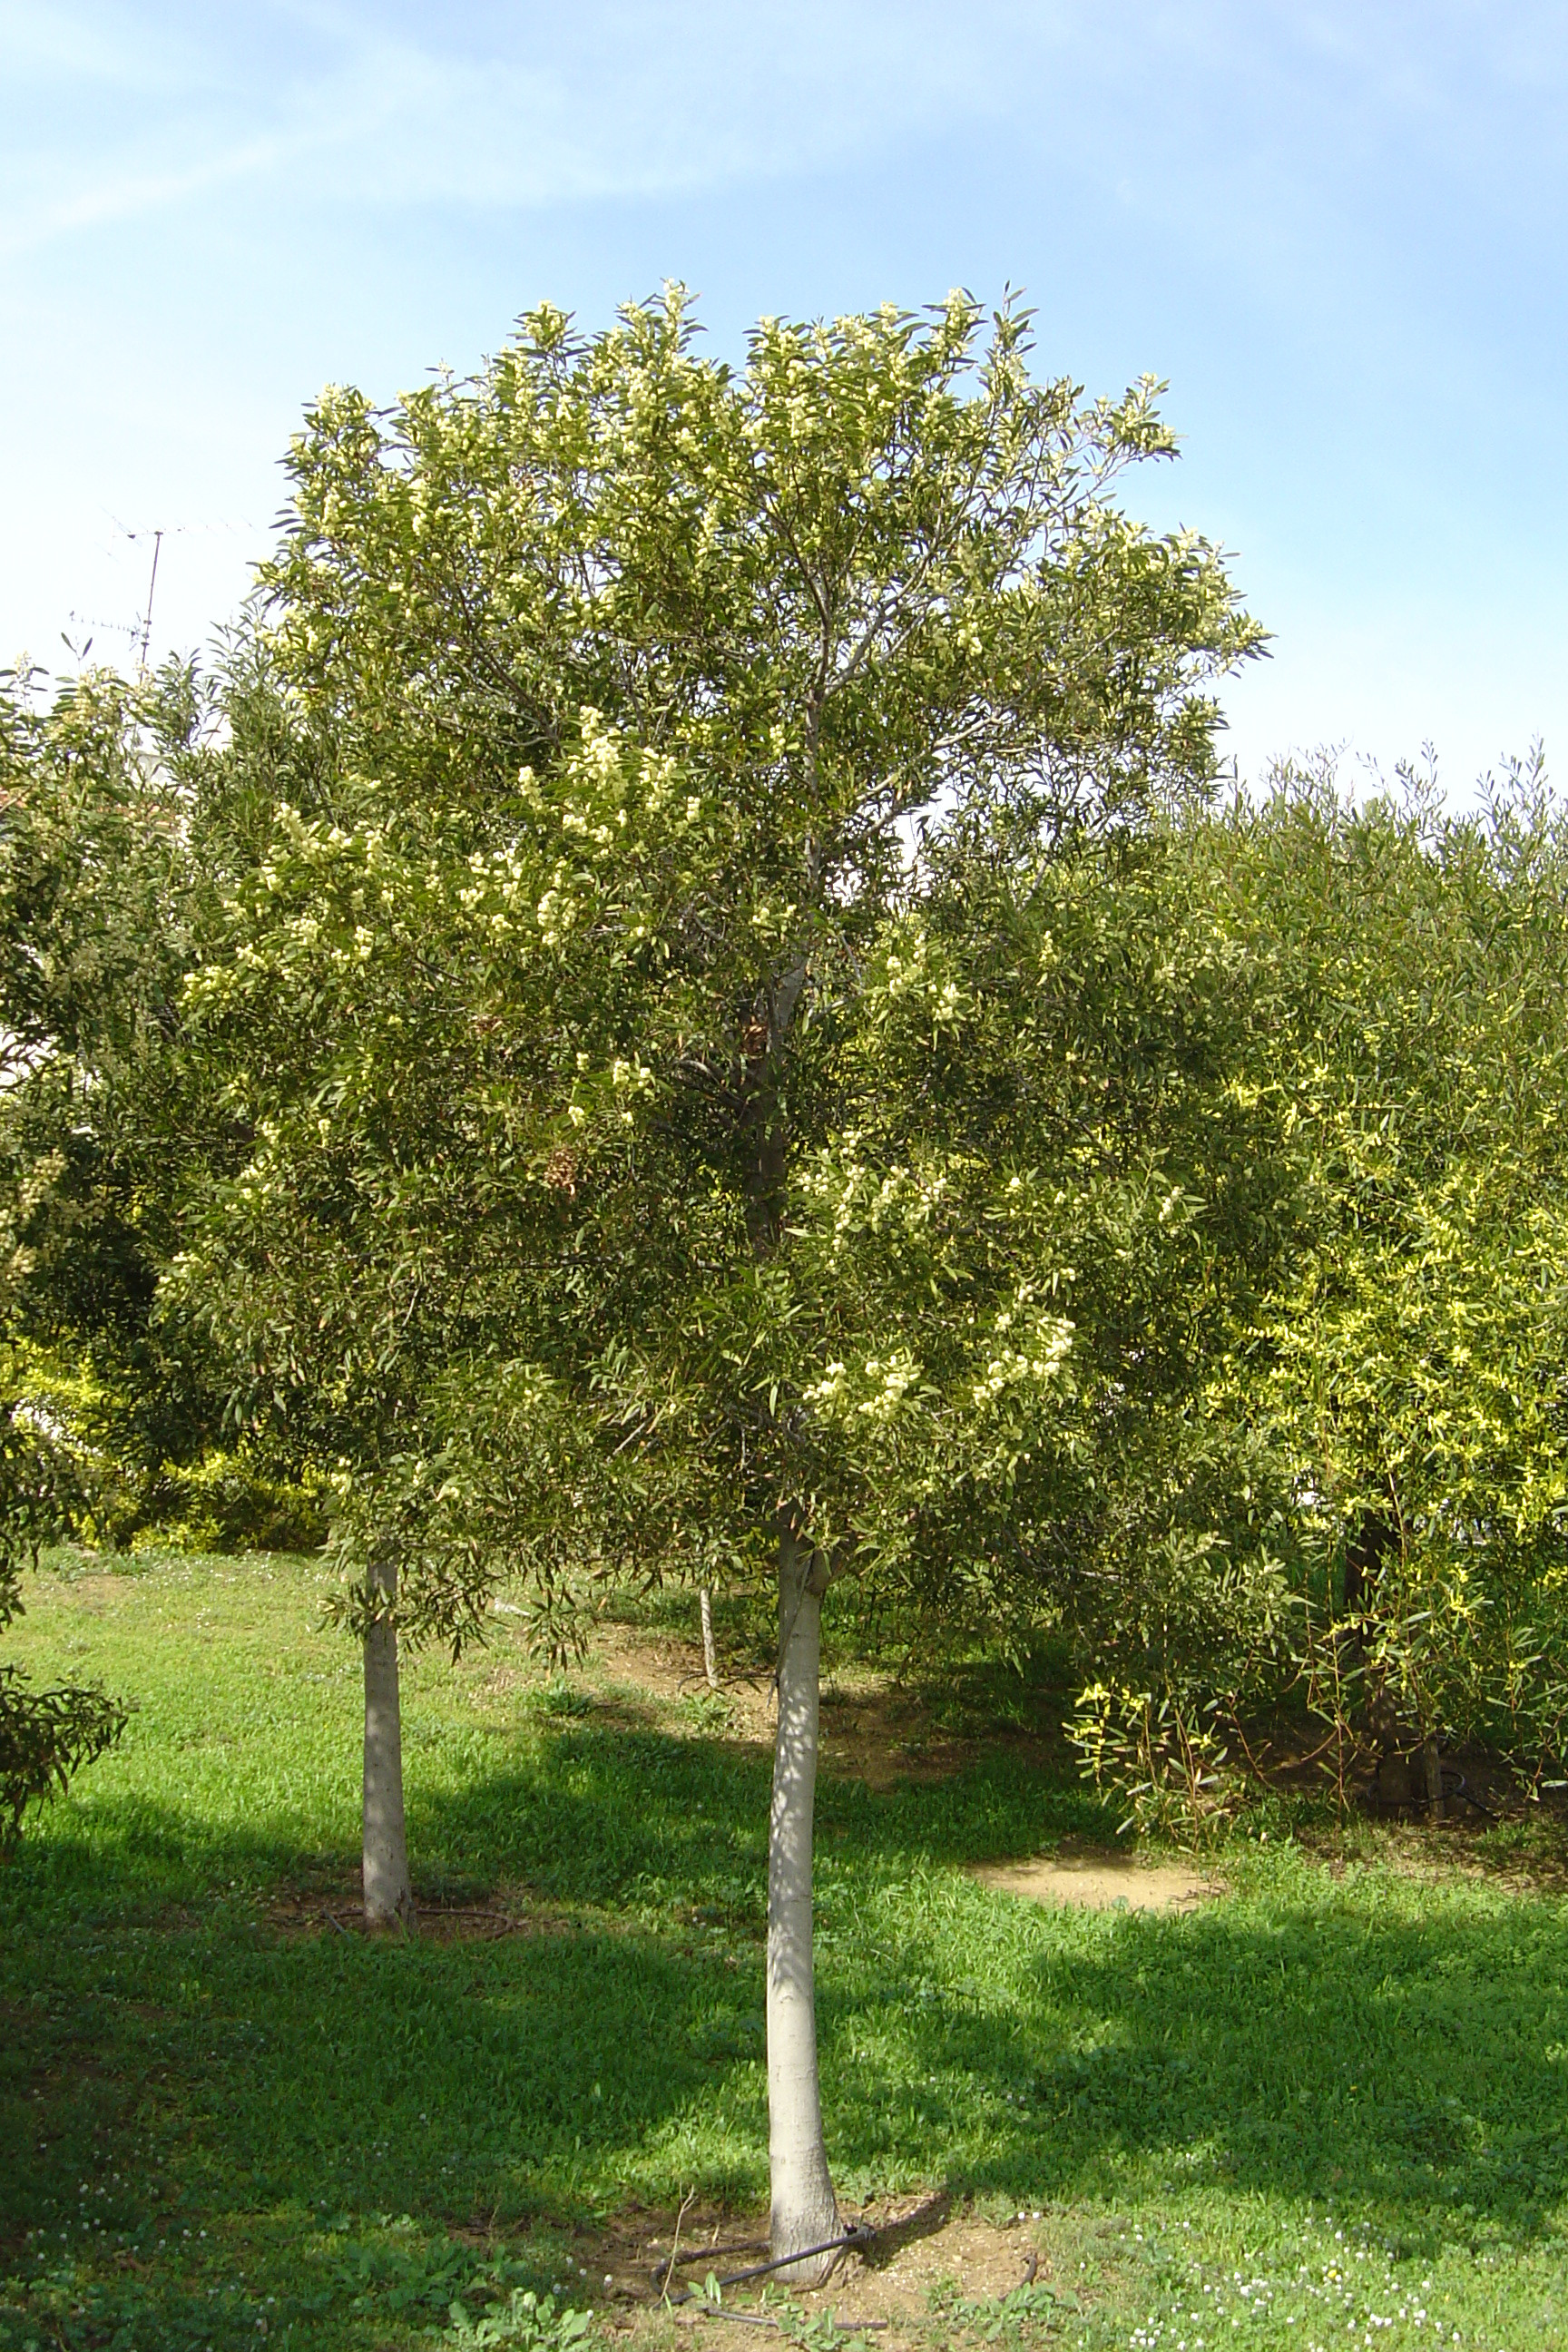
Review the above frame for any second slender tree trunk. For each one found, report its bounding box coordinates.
[1423,1732,1446,1826]
[362,1558,416,1932]
[700,1586,720,1690]
[767,1533,840,2282]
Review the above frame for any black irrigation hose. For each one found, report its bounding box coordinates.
[1438,1768,1499,1821]
[688,2314,889,2333]
[661,2244,769,2274]
[1377,1757,1499,1821]
[658,2225,878,2298]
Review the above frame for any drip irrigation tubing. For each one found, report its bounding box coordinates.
[658,2224,879,2298]
[1439,1767,1498,1820]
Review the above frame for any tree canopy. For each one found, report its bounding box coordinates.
[175,289,1276,2255]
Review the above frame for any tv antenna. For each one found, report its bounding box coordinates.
[135,528,163,673]
[103,514,260,672]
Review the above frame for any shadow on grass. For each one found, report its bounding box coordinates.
[5,1720,1568,2270]
[848,1891,1568,2252]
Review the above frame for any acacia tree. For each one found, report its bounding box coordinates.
[175,777,606,1927]
[201,291,1262,2257]
[0,664,195,1831]
[1206,765,1568,1799]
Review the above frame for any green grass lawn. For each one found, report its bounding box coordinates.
[5,1552,1568,2349]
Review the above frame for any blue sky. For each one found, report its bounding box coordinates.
[4,1,1564,796]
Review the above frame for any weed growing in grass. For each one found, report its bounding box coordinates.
[534,1677,594,1720]
[930,2278,1076,2340]
[444,2285,595,2347]
[754,2296,889,2352]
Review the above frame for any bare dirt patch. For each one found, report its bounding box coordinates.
[970,1850,1218,1913]
[27,1570,131,1613]
[817,1689,975,1792]
[260,1886,593,1945]
[834,2196,1044,2323]
[584,1625,978,1790]
[577,2195,1059,2346]
[593,1624,727,1710]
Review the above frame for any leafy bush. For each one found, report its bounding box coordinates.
[0,1657,124,1847]
[0,1390,123,1846]
[1065,1679,1238,1845]
[121,1447,329,1555]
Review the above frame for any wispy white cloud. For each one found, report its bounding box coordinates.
[1,1,1073,255]
[4,0,1565,779]
[4,0,1565,268]
[0,139,304,257]
[0,0,201,90]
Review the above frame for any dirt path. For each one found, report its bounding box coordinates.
[971,1852,1219,1913]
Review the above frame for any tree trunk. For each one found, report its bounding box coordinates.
[1423,1731,1446,1826]
[362,1558,416,1932]
[700,1586,719,1690]
[767,1533,840,2283]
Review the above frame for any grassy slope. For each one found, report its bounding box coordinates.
[3,1552,1568,2349]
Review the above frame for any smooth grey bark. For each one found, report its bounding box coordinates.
[767,1533,840,2281]
[362,1558,416,1931]
[700,1586,720,1690]
[745,955,839,2275]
